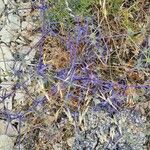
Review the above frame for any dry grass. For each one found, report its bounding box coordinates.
[9,0,150,149]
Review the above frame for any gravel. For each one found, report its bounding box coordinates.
[73,108,147,150]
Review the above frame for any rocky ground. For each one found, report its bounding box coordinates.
[0,0,150,150]
[0,0,41,149]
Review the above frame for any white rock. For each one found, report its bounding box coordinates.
[0,43,14,71]
[148,36,150,47]
[21,46,30,54]
[14,91,25,105]
[25,48,36,63]
[0,80,14,91]
[0,103,3,109]
[4,97,13,110]
[19,3,31,17]
[23,34,41,62]
[0,27,13,43]
[26,23,33,31]
[16,37,26,44]
[21,30,29,37]
[7,13,20,30]
[29,34,41,46]
[0,120,18,136]
[0,0,5,15]
[0,44,13,60]
[0,135,14,150]
[0,15,7,30]
[21,21,28,30]
[3,0,8,4]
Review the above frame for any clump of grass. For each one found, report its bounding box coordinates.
[91,0,149,83]
[47,0,98,26]
[39,0,150,123]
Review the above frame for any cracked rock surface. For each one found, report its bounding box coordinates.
[73,109,147,150]
[0,0,41,149]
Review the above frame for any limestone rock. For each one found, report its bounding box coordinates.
[0,120,18,136]
[0,135,14,150]
[7,13,21,30]
[0,0,5,16]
